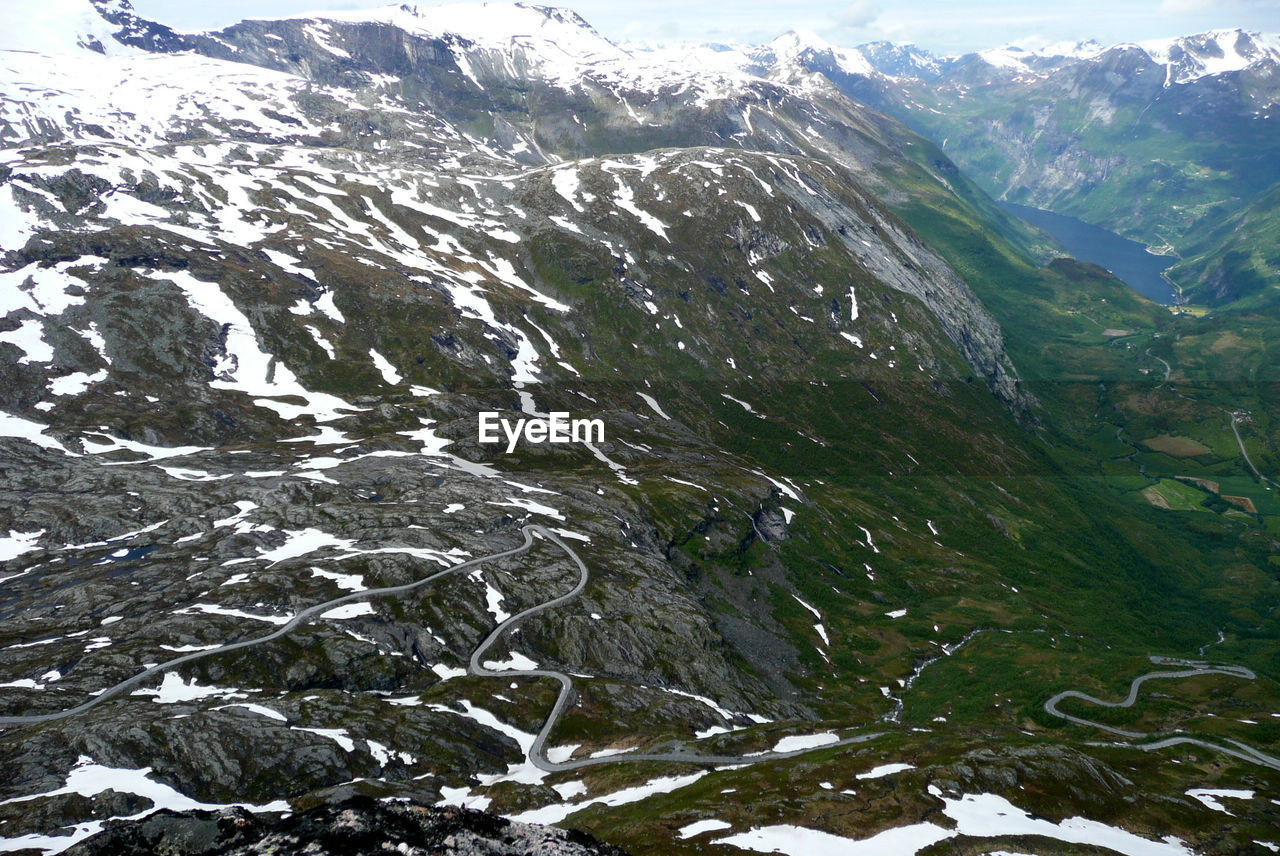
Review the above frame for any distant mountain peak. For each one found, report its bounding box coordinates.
[0,0,128,54]
[254,1,630,75]
[1036,38,1106,59]
[923,28,1280,85]
[270,2,610,43]
[1135,28,1280,84]
[854,40,943,79]
[770,29,834,53]
[753,30,875,78]
[0,0,187,56]
[333,1,596,29]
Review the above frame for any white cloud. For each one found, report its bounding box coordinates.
[1158,0,1233,12]
[833,0,882,30]
[128,0,1280,63]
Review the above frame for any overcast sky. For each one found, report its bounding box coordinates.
[130,0,1280,54]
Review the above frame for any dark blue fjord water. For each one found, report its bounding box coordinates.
[1001,202,1179,305]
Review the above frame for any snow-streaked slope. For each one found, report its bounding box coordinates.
[974,45,1038,71]
[716,787,1198,856]
[0,0,138,55]
[1037,38,1107,60]
[759,30,876,77]
[963,28,1279,84]
[277,2,628,68]
[0,48,320,148]
[269,1,762,99]
[1138,28,1280,84]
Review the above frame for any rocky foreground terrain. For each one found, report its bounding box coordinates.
[61,797,628,856]
[1,1,1278,854]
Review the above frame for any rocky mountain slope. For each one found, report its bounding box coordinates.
[2,3,1278,855]
[61,797,629,856]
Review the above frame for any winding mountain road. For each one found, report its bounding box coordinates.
[1,525,877,770]
[1230,413,1277,490]
[1044,657,1280,771]
[1143,348,1172,383]
[471,527,878,771]
[0,528,540,727]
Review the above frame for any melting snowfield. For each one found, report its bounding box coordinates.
[0,756,288,855]
[715,786,1198,856]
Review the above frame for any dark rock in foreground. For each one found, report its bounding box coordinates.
[65,796,629,856]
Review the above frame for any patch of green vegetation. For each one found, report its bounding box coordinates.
[876,72,1280,313]
[1171,179,1280,310]
[1140,478,1213,512]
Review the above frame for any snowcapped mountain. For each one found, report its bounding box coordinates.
[0,0,1043,848]
[244,1,775,105]
[955,28,1280,84]
[748,30,876,77]
[855,40,943,79]
[1031,39,1107,60]
[2,2,1276,854]
[651,27,1280,90]
[0,0,132,54]
[266,3,634,87]
[1,0,1028,416]
[0,0,186,55]
[1137,28,1280,85]
[762,25,1280,306]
